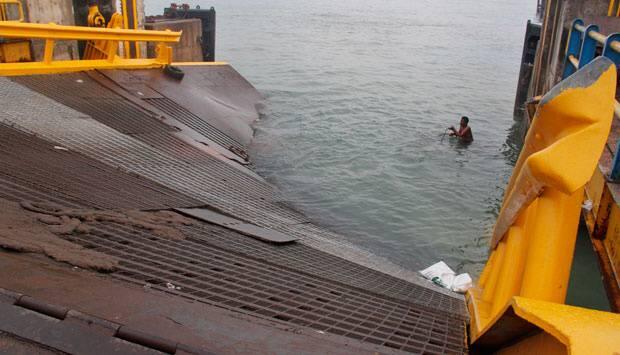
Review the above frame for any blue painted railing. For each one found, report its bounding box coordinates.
[563,19,620,181]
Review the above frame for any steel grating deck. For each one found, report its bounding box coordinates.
[0,173,467,353]
[0,122,201,210]
[0,68,468,353]
[0,74,456,290]
[183,223,465,316]
[61,221,466,354]
[13,74,286,201]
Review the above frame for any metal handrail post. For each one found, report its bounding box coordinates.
[611,141,620,182]
[602,33,620,63]
[562,19,584,79]
[579,24,601,68]
[603,35,620,183]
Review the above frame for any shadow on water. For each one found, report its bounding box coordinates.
[502,117,527,167]
[488,117,528,218]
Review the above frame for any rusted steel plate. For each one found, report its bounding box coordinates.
[0,302,161,354]
[176,208,298,244]
[144,96,245,152]
[100,66,259,146]
[85,70,252,166]
[0,288,211,354]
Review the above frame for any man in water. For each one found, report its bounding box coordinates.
[449,116,473,142]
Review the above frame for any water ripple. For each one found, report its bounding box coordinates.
[147,0,535,276]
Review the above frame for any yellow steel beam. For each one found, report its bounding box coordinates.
[0,58,170,76]
[0,21,181,42]
[473,296,620,353]
[509,297,620,354]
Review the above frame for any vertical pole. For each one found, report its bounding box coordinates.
[602,33,620,146]
[532,0,557,96]
[121,0,139,58]
[579,25,601,69]
[131,0,140,58]
[121,0,130,57]
[206,7,216,62]
[562,19,584,79]
[43,39,55,64]
[611,141,620,182]
[602,33,620,63]
[106,41,118,62]
[514,20,541,117]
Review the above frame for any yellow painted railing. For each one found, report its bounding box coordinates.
[0,21,181,76]
[468,57,620,353]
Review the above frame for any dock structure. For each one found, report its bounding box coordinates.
[0,44,467,355]
[466,1,620,352]
[6,0,620,353]
[0,5,470,353]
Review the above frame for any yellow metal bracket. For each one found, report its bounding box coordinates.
[472,297,620,354]
[0,21,182,76]
[87,4,105,28]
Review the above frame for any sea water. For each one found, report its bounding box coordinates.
[146,0,536,276]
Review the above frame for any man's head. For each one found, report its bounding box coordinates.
[460,116,469,127]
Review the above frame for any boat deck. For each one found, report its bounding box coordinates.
[0,65,467,354]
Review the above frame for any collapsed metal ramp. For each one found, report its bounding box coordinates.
[0,64,467,354]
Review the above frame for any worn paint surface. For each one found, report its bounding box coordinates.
[469,57,619,349]
[511,297,620,355]
[146,19,203,62]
